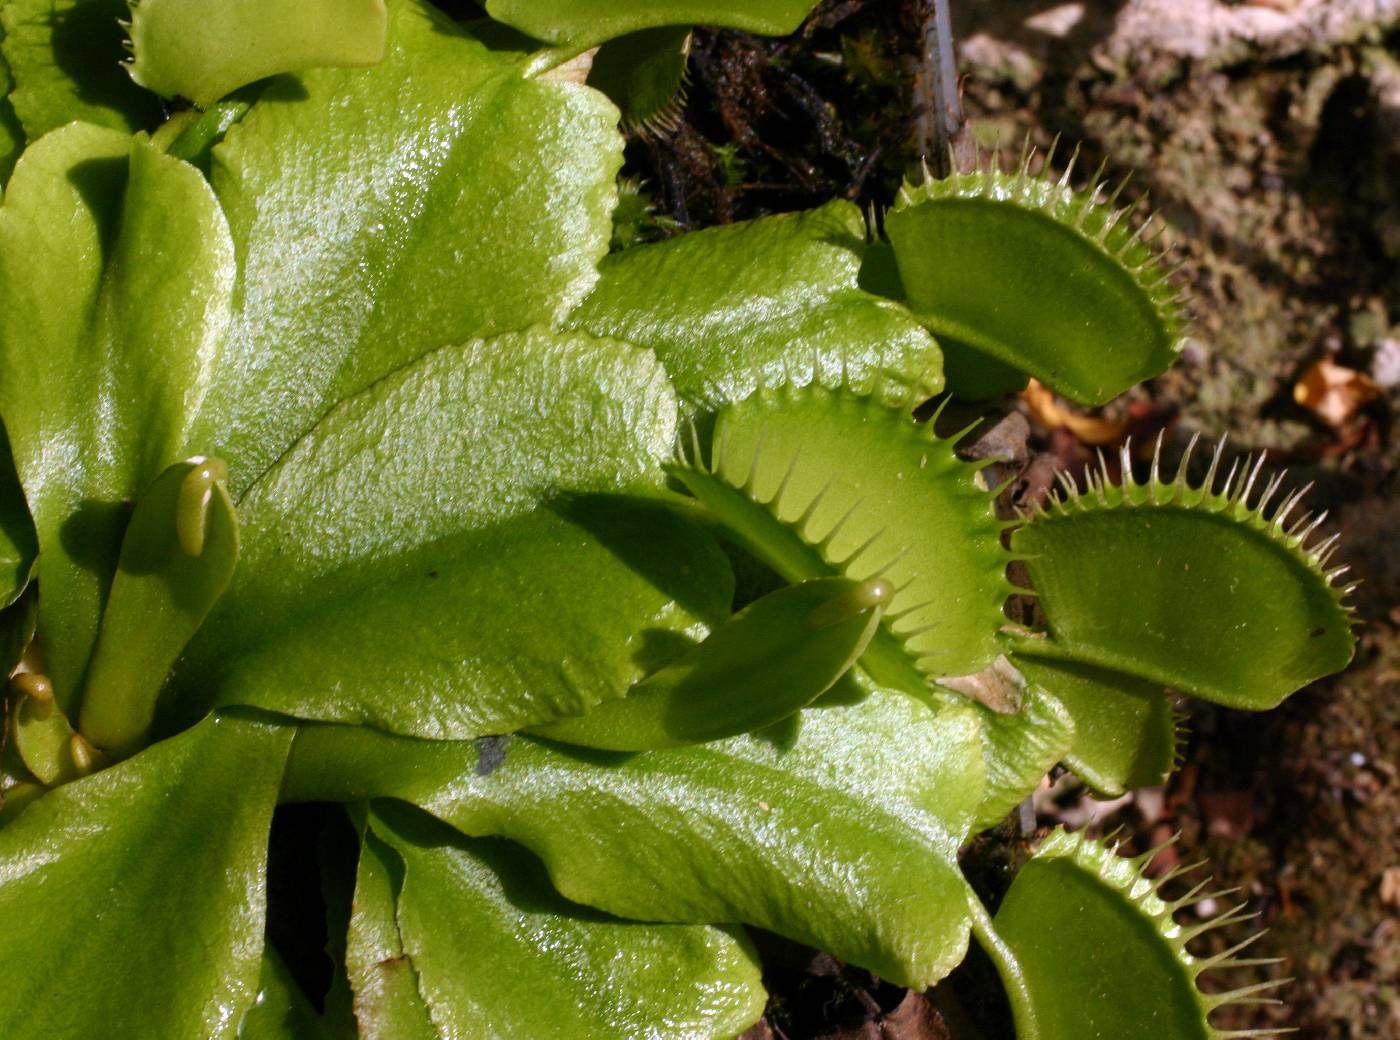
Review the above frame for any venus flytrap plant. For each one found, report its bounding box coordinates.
[0,2,1358,1038]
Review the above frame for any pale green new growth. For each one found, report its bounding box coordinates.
[532,576,889,750]
[126,0,388,107]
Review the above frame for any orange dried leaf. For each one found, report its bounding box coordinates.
[1022,379,1128,445]
[1293,357,1380,428]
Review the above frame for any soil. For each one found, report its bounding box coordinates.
[620,2,1400,1037]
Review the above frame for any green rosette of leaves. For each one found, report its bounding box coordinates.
[0,1,1353,1037]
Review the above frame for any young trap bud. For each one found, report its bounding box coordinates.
[78,456,239,760]
[530,575,890,751]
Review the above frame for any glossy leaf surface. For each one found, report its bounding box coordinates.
[363,802,766,1039]
[200,0,622,493]
[0,125,236,708]
[0,714,291,1039]
[886,160,1182,405]
[1,0,161,138]
[347,821,438,1039]
[532,576,888,750]
[570,200,943,413]
[672,384,1009,688]
[286,683,985,990]
[969,681,1075,830]
[1012,442,1356,709]
[188,328,731,740]
[80,457,239,758]
[484,0,816,48]
[128,0,388,106]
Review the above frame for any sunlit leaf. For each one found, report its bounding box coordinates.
[360,802,766,1039]
[0,714,291,1039]
[286,682,985,990]
[532,576,888,750]
[198,0,623,493]
[885,149,1183,404]
[571,200,943,413]
[128,0,388,106]
[1011,439,1356,709]
[0,124,236,709]
[992,828,1281,1040]
[187,328,731,741]
[671,383,1010,689]
[80,457,239,758]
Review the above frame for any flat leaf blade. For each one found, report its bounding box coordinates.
[189,329,732,740]
[200,0,624,493]
[371,803,766,1039]
[0,125,236,707]
[286,684,985,990]
[571,200,943,413]
[347,822,439,1040]
[0,714,292,1039]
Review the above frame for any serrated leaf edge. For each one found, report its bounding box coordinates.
[1022,432,1357,616]
[671,381,1014,682]
[1036,827,1295,1038]
[894,135,1189,355]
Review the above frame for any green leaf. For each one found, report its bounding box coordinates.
[186,328,731,741]
[285,683,985,990]
[569,200,944,414]
[586,27,690,132]
[79,457,239,758]
[0,124,236,710]
[885,150,1184,405]
[197,0,623,493]
[363,802,766,1039]
[347,819,438,1040]
[0,587,35,679]
[0,0,161,139]
[484,0,816,48]
[992,828,1279,1040]
[1010,439,1356,709]
[239,949,337,1040]
[7,672,101,786]
[0,714,292,1039]
[0,423,36,608]
[671,384,1011,690]
[0,43,24,185]
[128,0,388,107]
[1014,654,1179,798]
[968,679,1075,831]
[531,575,889,750]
